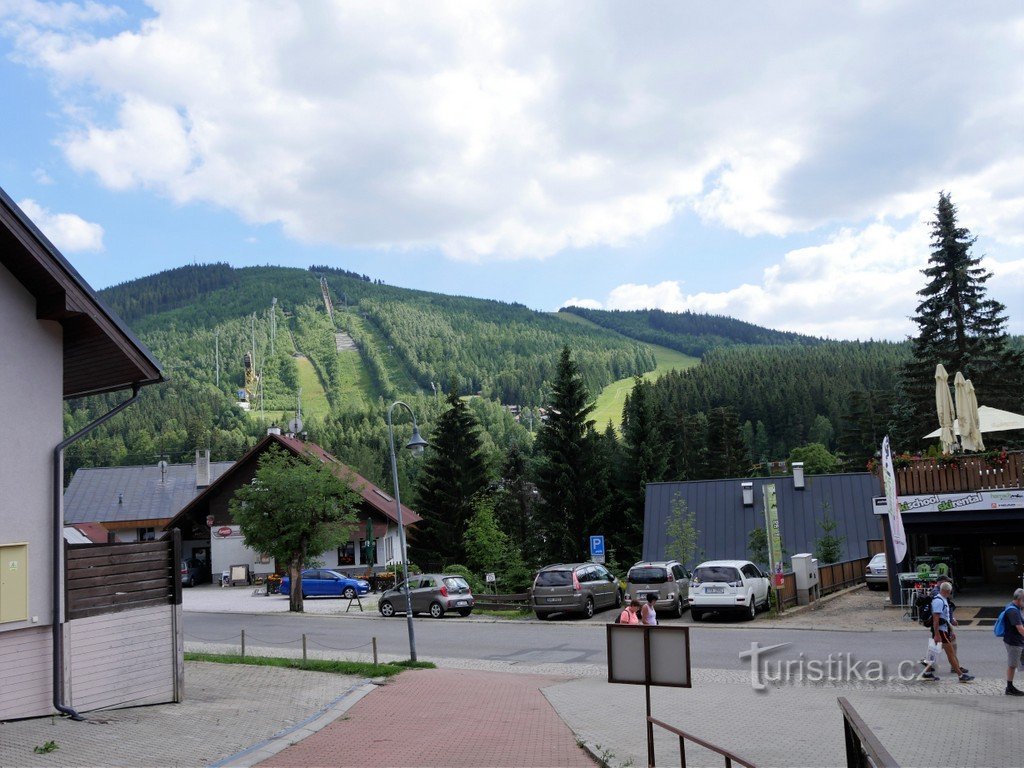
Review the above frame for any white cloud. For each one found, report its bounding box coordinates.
[17,198,104,253]
[561,297,602,310]
[4,2,1023,262]
[583,213,1024,340]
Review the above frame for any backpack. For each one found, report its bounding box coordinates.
[916,593,935,627]
[613,613,621,624]
[994,608,1008,638]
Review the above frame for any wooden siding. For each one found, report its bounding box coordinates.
[66,604,181,713]
[65,533,180,621]
[0,626,52,720]
[886,452,1023,496]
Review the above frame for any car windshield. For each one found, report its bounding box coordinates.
[870,555,886,567]
[443,577,470,593]
[694,566,742,583]
[535,570,572,587]
[628,567,668,584]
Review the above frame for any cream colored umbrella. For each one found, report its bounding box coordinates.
[934,364,956,454]
[923,405,1024,439]
[963,378,985,451]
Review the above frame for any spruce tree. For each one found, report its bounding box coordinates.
[617,377,668,562]
[533,346,604,563]
[411,387,489,566]
[704,407,748,478]
[897,192,1024,449]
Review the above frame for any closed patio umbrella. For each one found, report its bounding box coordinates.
[963,379,985,452]
[934,364,956,454]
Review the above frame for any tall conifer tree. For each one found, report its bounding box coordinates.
[617,377,668,562]
[534,347,604,563]
[411,386,489,566]
[897,192,1024,448]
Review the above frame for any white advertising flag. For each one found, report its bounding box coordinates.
[881,436,907,565]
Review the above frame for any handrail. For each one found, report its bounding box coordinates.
[648,715,756,768]
[837,697,899,768]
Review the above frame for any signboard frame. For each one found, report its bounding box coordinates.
[606,624,691,689]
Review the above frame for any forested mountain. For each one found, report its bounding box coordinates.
[560,306,823,357]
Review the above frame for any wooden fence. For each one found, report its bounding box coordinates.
[65,531,181,621]
[887,452,1023,496]
[777,555,870,609]
[474,592,529,610]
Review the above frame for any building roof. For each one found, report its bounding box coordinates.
[0,186,164,398]
[64,461,233,524]
[643,472,881,564]
[164,433,422,530]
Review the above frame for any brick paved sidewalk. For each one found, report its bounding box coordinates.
[257,668,595,768]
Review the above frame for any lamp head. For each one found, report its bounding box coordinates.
[406,427,429,456]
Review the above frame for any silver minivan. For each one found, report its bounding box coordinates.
[531,562,621,620]
[624,561,690,618]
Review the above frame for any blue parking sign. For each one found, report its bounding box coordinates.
[589,535,605,556]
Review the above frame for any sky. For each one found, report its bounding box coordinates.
[1,1,1023,341]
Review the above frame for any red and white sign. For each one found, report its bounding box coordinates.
[215,526,234,538]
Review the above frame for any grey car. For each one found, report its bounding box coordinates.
[377,574,475,618]
[624,560,690,618]
[864,553,888,590]
[531,562,622,620]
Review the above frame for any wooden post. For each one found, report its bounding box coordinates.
[372,637,378,666]
[302,634,307,664]
[241,628,245,660]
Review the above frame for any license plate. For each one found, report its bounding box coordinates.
[547,597,563,603]
[707,587,724,594]
[456,600,467,606]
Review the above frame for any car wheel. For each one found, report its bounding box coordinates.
[691,609,703,621]
[342,587,356,599]
[615,589,622,608]
[582,597,595,619]
[671,598,684,618]
[379,600,395,617]
[535,611,550,620]
[429,601,445,619]
[746,598,757,621]
[457,608,472,617]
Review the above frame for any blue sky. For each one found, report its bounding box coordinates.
[1,1,1022,340]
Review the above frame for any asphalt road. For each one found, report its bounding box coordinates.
[184,610,1011,680]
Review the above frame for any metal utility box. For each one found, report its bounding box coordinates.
[0,543,29,624]
[791,553,819,606]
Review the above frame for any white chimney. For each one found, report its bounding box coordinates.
[741,481,754,507]
[195,449,211,488]
[267,425,282,436]
[792,462,805,490]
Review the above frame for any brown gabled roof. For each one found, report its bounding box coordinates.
[0,186,164,398]
[164,433,421,531]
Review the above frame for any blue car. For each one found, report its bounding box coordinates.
[280,568,370,599]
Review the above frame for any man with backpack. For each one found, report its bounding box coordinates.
[927,581,974,682]
[996,588,1024,696]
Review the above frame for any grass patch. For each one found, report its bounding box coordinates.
[592,344,699,430]
[185,652,434,677]
[473,607,532,619]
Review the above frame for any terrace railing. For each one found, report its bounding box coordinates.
[880,451,1023,496]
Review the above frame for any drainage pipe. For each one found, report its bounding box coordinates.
[52,384,141,720]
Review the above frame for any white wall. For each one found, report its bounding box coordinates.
[210,526,275,578]
[0,264,63,718]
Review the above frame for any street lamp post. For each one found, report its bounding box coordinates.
[386,400,428,662]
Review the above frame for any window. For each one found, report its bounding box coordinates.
[337,542,355,566]
[628,567,668,584]
[255,552,271,565]
[535,570,572,587]
[693,566,742,584]
[672,565,687,580]
[138,527,156,541]
[385,537,394,562]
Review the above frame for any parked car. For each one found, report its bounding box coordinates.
[530,562,621,620]
[279,569,370,599]
[378,574,475,618]
[864,553,888,590]
[624,560,690,618]
[180,559,204,588]
[688,560,770,621]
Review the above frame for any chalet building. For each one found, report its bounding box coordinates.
[1,186,172,720]
[164,430,421,581]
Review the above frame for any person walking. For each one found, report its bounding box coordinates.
[618,599,641,625]
[928,581,974,682]
[641,593,658,626]
[1000,588,1024,696]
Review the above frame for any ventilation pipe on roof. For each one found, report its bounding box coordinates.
[741,481,754,507]
[793,462,805,490]
[195,449,210,488]
[267,425,281,436]
[52,384,141,721]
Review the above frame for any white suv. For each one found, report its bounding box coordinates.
[688,560,770,621]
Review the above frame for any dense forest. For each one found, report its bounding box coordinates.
[561,306,823,357]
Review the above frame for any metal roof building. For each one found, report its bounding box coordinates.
[642,472,882,565]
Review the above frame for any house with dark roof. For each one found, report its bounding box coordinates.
[164,430,422,580]
[0,187,164,719]
[643,472,882,566]
[64,451,233,570]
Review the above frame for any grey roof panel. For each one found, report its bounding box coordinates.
[64,462,234,524]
